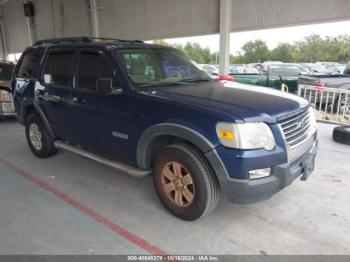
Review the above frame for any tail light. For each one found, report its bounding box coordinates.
[314,82,326,93]
[314,82,326,87]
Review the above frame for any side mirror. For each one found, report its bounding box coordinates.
[96,78,113,96]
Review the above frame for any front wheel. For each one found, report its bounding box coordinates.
[153,143,220,221]
[25,114,57,158]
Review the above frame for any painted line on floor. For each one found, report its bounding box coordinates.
[0,158,167,256]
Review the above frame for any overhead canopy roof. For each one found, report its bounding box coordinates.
[1,0,350,54]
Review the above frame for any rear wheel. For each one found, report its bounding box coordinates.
[153,143,220,221]
[25,114,57,158]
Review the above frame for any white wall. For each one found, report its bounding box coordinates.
[1,0,350,55]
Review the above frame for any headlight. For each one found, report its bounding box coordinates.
[308,107,317,133]
[0,90,12,102]
[216,122,276,150]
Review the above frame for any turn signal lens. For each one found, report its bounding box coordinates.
[218,130,235,140]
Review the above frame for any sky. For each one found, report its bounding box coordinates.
[163,20,350,55]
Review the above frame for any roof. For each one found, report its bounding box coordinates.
[31,37,169,50]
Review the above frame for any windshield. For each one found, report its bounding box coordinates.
[269,65,310,77]
[0,64,14,80]
[115,48,211,87]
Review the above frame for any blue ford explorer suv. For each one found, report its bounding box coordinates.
[12,37,318,220]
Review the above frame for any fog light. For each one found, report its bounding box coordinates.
[249,168,271,179]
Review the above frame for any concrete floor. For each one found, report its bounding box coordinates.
[0,120,349,255]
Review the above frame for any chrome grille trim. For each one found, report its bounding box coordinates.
[278,108,317,163]
[279,109,312,147]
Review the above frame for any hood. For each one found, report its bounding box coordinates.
[149,81,309,123]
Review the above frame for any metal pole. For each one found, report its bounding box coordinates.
[219,0,232,76]
[90,0,100,38]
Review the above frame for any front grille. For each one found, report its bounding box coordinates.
[279,109,311,147]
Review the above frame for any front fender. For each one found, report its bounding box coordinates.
[136,123,232,189]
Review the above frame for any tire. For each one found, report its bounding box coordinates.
[25,113,58,158]
[153,143,220,221]
[333,126,350,145]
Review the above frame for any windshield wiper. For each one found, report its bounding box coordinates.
[139,81,186,88]
[179,77,211,83]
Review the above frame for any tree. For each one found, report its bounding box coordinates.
[152,39,168,46]
[270,43,296,62]
[229,53,246,64]
[152,34,350,64]
[295,34,326,62]
[241,40,270,63]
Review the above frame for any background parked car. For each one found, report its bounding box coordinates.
[298,73,350,108]
[199,64,219,76]
[231,63,310,93]
[0,61,16,120]
[344,62,350,75]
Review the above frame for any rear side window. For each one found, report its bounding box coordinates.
[17,52,41,78]
[344,64,350,75]
[78,52,113,91]
[43,52,75,86]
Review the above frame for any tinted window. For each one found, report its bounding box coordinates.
[78,52,113,91]
[17,52,41,78]
[43,52,74,86]
[0,64,14,80]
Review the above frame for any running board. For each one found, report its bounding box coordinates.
[54,141,151,178]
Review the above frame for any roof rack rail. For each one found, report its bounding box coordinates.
[33,36,144,47]
[91,37,144,43]
[33,37,91,46]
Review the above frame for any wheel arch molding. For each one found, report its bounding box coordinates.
[25,100,56,139]
[136,123,216,170]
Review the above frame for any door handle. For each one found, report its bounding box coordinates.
[72,96,85,104]
[38,94,62,102]
[72,96,87,104]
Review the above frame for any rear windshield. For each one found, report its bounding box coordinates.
[0,64,14,80]
[115,48,210,88]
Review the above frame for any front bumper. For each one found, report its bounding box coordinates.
[0,101,16,117]
[223,139,318,204]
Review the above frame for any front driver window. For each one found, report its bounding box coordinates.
[78,52,113,92]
